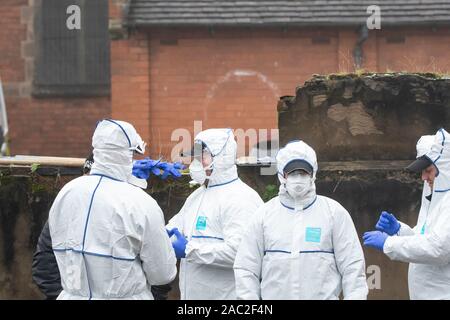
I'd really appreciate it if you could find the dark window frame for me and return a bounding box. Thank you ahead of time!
[32,0,111,98]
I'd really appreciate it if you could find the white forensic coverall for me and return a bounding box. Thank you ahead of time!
[167,129,263,300]
[49,119,177,299]
[234,140,368,300]
[384,129,450,299]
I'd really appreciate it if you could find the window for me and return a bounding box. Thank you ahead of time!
[33,0,110,97]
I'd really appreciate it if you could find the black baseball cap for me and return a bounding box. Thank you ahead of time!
[406,155,433,173]
[283,159,313,175]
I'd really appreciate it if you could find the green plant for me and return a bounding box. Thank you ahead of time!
[262,184,278,202]
[30,163,40,173]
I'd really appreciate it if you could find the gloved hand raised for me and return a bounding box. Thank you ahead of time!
[363,231,388,251]
[158,162,184,180]
[132,158,184,180]
[132,158,161,180]
[170,228,188,259]
[376,211,400,236]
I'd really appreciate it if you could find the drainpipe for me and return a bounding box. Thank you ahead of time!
[353,24,369,69]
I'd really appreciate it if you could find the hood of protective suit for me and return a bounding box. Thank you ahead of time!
[276,140,318,210]
[416,135,435,197]
[416,135,435,158]
[90,119,147,187]
[423,128,450,193]
[194,128,238,187]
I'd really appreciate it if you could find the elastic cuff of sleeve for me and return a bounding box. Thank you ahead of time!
[185,241,197,261]
[383,236,394,254]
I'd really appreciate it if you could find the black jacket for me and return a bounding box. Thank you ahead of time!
[32,220,172,300]
[32,221,62,299]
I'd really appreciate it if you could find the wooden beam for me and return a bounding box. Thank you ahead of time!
[0,156,85,167]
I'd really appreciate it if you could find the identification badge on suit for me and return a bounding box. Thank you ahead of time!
[196,216,207,230]
[305,227,322,243]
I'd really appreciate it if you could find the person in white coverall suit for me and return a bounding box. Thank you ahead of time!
[364,129,450,300]
[234,140,368,300]
[166,128,263,300]
[49,119,177,299]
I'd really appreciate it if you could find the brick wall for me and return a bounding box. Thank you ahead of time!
[0,0,110,158]
[3,0,450,159]
[109,0,151,149]
[144,27,340,159]
[376,27,450,72]
[122,25,450,160]
[110,31,150,146]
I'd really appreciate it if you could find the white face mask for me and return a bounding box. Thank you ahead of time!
[285,172,312,199]
[189,159,213,185]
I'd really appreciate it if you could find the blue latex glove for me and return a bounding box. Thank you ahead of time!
[133,158,184,180]
[171,228,188,259]
[376,211,400,235]
[132,158,161,180]
[363,231,388,251]
[167,228,176,238]
[158,162,184,180]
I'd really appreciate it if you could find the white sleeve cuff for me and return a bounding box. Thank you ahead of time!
[383,236,395,255]
[397,221,414,237]
[185,241,198,261]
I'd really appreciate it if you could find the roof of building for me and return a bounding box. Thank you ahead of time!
[127,0,450,27]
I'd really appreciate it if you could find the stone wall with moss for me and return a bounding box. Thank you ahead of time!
[278,73,450,160]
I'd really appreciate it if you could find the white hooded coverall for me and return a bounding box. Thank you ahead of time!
[167,129,263,300]
[49,119,177,299]
[384,129,450,299]
[234,140,368,300]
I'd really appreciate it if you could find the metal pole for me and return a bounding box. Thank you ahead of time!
[0,76,10,156]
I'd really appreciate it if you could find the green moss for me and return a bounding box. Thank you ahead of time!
[321,71,448,82]
[31,183,46,194]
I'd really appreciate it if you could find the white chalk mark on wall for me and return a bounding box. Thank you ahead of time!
[203,69,281,121]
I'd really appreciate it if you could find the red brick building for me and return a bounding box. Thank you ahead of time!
[2,0,450,159]
[0,0,111,158]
